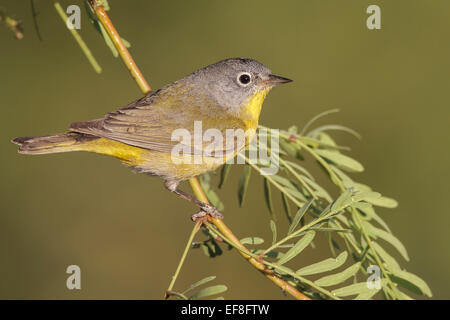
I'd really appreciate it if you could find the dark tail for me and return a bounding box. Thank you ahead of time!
[11,132,99,155]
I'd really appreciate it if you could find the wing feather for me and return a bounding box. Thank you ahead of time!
[69,89,245,157]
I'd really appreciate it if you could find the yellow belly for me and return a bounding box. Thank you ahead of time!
[80,138,147,166]
[80,138,232,180]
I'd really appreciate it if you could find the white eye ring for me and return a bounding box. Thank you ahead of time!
[237,72,252,86]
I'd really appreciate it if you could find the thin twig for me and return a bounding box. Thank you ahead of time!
[166,222,201,299]
[30,0,43,41]
[204,223,334,299]
[88,0,150,93]
[54,2,102,73]
[89,1,310,300]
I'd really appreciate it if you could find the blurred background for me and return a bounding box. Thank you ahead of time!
[1,0,448,299]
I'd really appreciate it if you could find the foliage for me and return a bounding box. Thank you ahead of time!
[168,276,227,300]
[196,110,431,300]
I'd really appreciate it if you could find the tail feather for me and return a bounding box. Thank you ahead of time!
[12,133,99,155]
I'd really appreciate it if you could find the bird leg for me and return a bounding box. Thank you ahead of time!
[164,180,224,220]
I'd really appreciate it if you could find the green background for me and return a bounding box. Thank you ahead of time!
[1,0,448,299]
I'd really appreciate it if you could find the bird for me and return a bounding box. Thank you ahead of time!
[11,58,292,220]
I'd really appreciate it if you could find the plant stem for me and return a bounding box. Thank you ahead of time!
[204,217,310,300]
[263,202,352,255]
[205,223,336,299]
[90,1,310,300]
[30,0,43,41]
[189,175,209,203]
[166,222,201,298]
[54,2,101,73]
[88,0,149,92]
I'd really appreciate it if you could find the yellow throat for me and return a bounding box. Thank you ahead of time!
[240,88,270,131]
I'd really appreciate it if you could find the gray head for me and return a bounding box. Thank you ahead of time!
[180,58,292,112]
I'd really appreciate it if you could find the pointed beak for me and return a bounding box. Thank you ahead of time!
[262,74,293,86]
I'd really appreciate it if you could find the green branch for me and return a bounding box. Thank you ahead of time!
[54,2,102,73]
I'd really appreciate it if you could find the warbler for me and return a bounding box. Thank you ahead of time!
[12,58,292,219]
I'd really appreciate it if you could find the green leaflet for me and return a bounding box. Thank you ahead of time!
[331,188,354,212]
[332,281,381,298]
[296,251,348,276]
[332,219,359,253]
[254,249,284,259]
[284,187,308,202]
[314,262,361,287]
[238,165,251,207]
[200,243,211,257]
[354,290,379,300]
[263,178,275,218]
[270,220,277,245]
[371,241,400,270]
[317,132,337,147]
[335,214,351,227]
[352,202,391,233]
[278,231,315,265]
[182,276,216,294]
[283,160,314,180]
[365,196,398,208]
[330,165,355,188]
[269,174,295,188]
[309,125,362,140]
[327,233,338,257]
[315,149,364,172]
[300,108,340,135]
[218,164,231,188]
[352,191,381,202]
[288,199,313,235]
[167,291,188,300]
[281,192,292,218]
[189,285,228,300]
[393,288,414,300]
[205,189,224,211]
[240,237,264,245]
[288,125,298,134]
[313,227,351,233]
[270,175,307,201]
[200,241,222,258]
[352,190,398,208]
[274,265,295,276]
[363,221,409,261]
[300,175,333,202]
[280,139,300,158]
[352,182,372,192]
[388,268,432,297]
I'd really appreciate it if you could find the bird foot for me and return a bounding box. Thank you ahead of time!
[199,204,224,219]
[191,206,224,222]
[191,211,208,223]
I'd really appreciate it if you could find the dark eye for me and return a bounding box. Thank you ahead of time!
[238,73,251,86]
